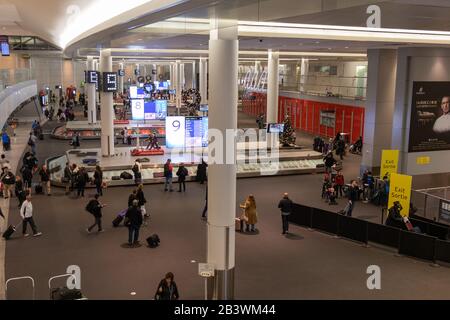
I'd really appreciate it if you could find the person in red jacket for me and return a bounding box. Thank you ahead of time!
[335,171,345,198]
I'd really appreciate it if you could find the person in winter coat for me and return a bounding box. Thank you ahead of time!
[128,189,137,208]
[93,165,104,196]
[86,194,106,233]
[38,165,51,196]
[125,199,143,247]
[2,169,16,199]
[154,272,179,301]
[240,195,258,232]
[196,159,208,184]
[176,163,188,192]
[334,171,345,198]
[76,167,90,197]
[278,193,293,235]
[323,152,337,174]
[136,184,148,217]
[163,159,174,192]
[15,176,26,208]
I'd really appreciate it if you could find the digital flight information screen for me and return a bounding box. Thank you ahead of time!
[185,117,208,148]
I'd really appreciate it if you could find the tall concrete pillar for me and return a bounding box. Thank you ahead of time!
[180,63,185,90]
[86,56,97,124]
[119,63,124,94]
[299,58,309,92]
[169,63,174,90]
[94,59,100,106]
[361,49,398,175]
[192,61,197,89]
[175,60,182,113]
[207,19,238,300]
[200,57,208,105]
[267,50,279,124]
[100,49,115,157]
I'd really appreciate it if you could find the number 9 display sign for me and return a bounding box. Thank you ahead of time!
[166,117,186,148]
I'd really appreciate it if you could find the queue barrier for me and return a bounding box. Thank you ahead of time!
[398,231,436,262]
[367,222,400,248]
[311,208,339,235]
[337,215,368,244]
[289,203,450,264]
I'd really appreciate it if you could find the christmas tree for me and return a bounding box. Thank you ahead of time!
[279,115,296,147]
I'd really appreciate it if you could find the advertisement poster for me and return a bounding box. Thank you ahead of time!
[388,173,413,217]
[409,82,450,152]
[380,150,399,179]
[439,200,450,223]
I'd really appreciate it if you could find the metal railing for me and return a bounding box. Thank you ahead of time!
[411,187,450,224]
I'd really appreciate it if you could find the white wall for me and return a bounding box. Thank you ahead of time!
[392,48,450,176]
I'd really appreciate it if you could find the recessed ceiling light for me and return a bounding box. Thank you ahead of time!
[345,46,349,49]
[315,41,320,44]
[328,48,332,50]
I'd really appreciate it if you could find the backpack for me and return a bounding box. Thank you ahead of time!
[132,164,139,173]
[146,234,160,248]
[85,200,97,214]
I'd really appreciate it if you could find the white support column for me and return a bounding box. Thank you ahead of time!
[207,20,238,300]
[119,63,124,94]
[86,56,97,124]
[169,63,174,90]
[192,61,197,89]
[100,49,115,157]
[180,63,185,90]
[299,58,309,93]
[94,59,100,106]
[175,60,182,113]
[200,57,208,105]
[267,50,279,123]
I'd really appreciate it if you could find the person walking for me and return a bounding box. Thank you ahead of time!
[20,194,43,237]
[323,152,337,174]
[38,165,51,196]
[125,199,143,247]
[76,167,89,197]
[154,272,179,300]
[240,195,258,232]
[164,159,174,192]
[2,169,16,199]
[0,154,9,174]
[343,180,359,217]
[176,163,188,192]
[278,193,293,235]
[21,164,33,195]
[196,159,208,184]
[86,194,105,233]
[94,165,104,196]
[15,176,26,208]
[2,131,11,151]
[28,132,37,155]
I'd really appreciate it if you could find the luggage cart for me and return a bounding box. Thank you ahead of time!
[48,274,87,300]
[5,276,35,300]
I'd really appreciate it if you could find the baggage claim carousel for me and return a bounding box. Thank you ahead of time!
[47,142,326,187]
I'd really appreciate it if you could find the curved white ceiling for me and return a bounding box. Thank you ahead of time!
[0,0,184,49]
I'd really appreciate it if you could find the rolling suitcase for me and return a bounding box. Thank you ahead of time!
[3,221,22,240]
[112,209,127,227]
[235,218,244,232]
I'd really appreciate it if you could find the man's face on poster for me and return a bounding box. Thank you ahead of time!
[441,96,450,115]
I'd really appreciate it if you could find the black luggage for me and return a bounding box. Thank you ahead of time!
[39,133,44,140]
[120,172,133,180]
[51,287,83,300]
[3,225,16,240]
[35,185,43,194]
[112,215,124,227]
[111,176,121,181]
[146,234,160,248]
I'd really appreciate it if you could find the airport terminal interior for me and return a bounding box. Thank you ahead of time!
[1,0,450,300]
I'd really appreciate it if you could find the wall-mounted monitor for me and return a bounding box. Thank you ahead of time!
[130,86,147,99]
[166,116,186,149]
[1,41,10,56]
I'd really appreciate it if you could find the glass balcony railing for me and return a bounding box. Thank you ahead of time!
[0,69,32,93]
